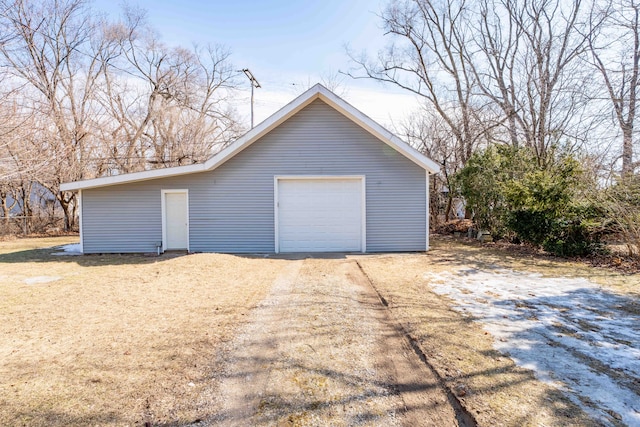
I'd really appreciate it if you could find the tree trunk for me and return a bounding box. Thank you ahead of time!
[1,192,14,224]
[622,126,634,178]
[20,185,32,235]
[445,194,453,221]
[57,193,75,231]
[430,176,440,228]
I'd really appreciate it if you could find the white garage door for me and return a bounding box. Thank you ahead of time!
[277,177,364,252]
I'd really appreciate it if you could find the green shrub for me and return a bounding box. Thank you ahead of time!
[541,221,598,256]
[507,210,550,246]
[456,145,604,256]
[455,145,531,239]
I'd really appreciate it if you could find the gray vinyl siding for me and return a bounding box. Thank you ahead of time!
[82,186,162,253]
[81,99,427,253]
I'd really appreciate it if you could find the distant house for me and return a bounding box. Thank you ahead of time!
[2,182,58,216]
[60,84,440,254]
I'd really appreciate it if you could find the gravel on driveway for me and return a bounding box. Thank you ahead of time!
[210,258,459,426]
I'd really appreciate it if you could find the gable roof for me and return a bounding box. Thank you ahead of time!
[60,84,440,191]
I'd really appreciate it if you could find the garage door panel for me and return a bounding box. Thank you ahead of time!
[277,178,363,252]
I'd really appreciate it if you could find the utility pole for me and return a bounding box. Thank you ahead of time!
[241,69,261,128]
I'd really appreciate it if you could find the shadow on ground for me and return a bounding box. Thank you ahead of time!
[416,247,640,426]
[0,246,366,267]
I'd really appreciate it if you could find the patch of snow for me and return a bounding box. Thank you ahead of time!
[24,276,61,285]
[51,243,82,256]
[427,267,640,426]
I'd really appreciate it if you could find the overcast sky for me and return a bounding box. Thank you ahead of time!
[91,0,421,129]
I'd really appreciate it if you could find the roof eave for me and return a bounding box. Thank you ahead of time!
[59,163,205,191]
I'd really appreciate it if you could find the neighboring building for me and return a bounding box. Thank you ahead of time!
[61,84,440,254]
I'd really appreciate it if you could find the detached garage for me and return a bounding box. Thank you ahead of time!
[60,84,440,254]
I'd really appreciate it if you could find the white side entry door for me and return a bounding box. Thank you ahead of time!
[162,190,189,251]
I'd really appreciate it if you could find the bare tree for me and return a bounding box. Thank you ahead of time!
[349,0,483,165]
[0,1,243,233]
[589,0,640,178]
[0,114,41,232]
[350,0,597,168]
[465,0,524,147]
[466,0,595,162]
[0,88,51,231]
[146,44,243,167]
[0,0,106,229]
[98,10,243,174]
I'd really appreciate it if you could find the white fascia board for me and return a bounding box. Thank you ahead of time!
[315,86,441,174]
[60,163,205,191]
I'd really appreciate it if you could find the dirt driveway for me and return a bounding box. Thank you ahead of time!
[209,258,460,426]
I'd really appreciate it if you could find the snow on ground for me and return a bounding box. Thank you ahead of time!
[51,243,82,256]
[427,267,640,426]
[24,276,61,284]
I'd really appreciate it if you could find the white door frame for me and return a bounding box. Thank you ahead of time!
[274,175,366,253]
[161,189,189,252]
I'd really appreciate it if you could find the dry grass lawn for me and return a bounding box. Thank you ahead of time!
[0,237,286,426]
[357,236,639,427]
[2,235,637,426]
[0,236,79,254]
